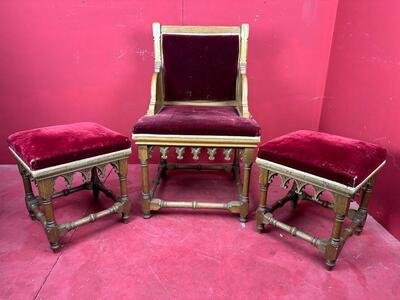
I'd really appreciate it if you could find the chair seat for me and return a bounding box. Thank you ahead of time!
[8,122,131,170]
[257,130,386,187]
[133,106,260,137]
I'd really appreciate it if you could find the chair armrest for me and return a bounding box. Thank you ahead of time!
[238,74,250,118]
[147,72,162,115]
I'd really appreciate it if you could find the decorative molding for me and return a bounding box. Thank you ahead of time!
[110,162,120,174]
[223,148,233,161]
[176,147,185,160]
[80,168,92,183]
[132,134,260,148]
[9,147,132,180]
[160,146,169,159]
[96,164,107,178]
[256,158,386,197]
[62,173,74,189]
[207,148,217,160]
[191,147,201,160]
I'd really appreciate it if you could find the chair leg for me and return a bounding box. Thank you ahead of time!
[118,158,131,223]
[354,176,375,235]
[239,148,254,223]
[37,178,60,252]
[325,194,350,270]
[17,163,37,220]
[256,168,269,232]
[139,145,151,219]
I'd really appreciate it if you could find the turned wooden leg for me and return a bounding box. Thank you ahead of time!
[139,145,151,219]
[256,168,269,232]
[355,176,375,235]
[118,158,131,223]
[17,163,37,220]
[239,148,254,223]
[325,194,350,270]
[37,178,60,252]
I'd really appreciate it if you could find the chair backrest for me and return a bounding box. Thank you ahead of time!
[153,23,249,107]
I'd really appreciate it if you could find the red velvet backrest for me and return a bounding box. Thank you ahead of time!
[162,34,239,101]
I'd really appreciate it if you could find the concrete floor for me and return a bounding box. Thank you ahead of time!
[0,164,399,299]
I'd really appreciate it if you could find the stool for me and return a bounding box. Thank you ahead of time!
[8,122,132,252]
[255,130,386,270]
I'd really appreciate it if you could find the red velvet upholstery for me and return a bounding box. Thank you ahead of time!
[8,122,131,170]
[162,34,239,101]
[133,106,260,137]
[258,130,386,187]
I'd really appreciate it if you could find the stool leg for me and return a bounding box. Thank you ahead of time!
[91,167,101,200]
[37,178,60,252]
[17,163,37,220]
[240,148,254,223]
[256,168,269,232]
[118,158,131,223]
[325,194,350,270]
[355,176,375,235]
[160,152,167,179]
[139,145,151,219]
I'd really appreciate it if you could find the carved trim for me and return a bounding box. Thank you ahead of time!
[207,148,217,160]
[256,158,386,197]
[160,146,169,159]
[132,134,260,148]
[61,173,74,189]
[9,147,132,180]
[176,147,185,160]
[223,148,233,161]
[191,147,201,160]
[80,168,91,183]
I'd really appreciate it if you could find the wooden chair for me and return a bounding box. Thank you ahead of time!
[132,23,260,222]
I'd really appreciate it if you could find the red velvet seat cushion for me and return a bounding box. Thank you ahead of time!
[133,106,260,137]
[258,130,386,187]
[8,122,131,170]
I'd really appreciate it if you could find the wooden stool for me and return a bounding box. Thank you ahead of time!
[255,130,386,270]
[8,122,132,252]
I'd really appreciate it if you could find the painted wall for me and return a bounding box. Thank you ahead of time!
[0,0,338,163]
[320,1,400,239]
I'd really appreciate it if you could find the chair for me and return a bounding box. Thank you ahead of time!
[132,23,260,222]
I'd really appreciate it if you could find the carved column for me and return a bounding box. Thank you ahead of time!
[139,145,151,218]
[256,168,269,232]
[118,158,131,223]
[37,178,60,252]
[17,163,37,220]
[240,148,254,222]
[325,194,350,270]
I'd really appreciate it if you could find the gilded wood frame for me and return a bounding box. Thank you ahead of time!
[11,148,132,252]
[255,157,385,270]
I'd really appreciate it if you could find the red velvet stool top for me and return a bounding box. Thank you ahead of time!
[8,122,131,170]
[133,105,260,137]
[257,130,386,187]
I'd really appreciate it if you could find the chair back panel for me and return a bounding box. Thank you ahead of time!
[162,34,239,101]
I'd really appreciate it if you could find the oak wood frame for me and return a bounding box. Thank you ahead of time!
[256,157,385,270]
[11,149,132,252]
[134,23,258,221]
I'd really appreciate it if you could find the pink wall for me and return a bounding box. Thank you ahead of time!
[320,1,400,239]
[0,0,338,163]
